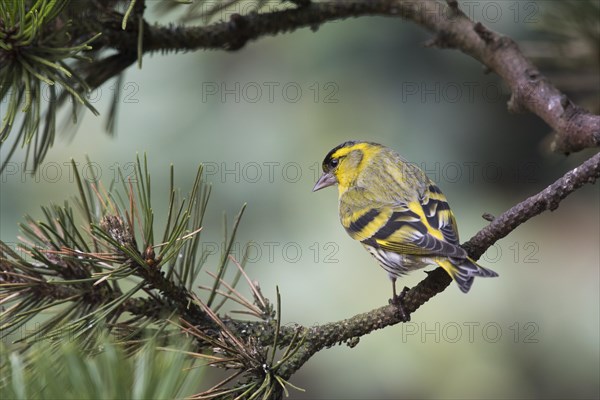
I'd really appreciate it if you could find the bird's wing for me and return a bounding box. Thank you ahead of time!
[420,183,461,246]
[342,183,466,259]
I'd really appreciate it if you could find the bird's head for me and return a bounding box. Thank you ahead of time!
[313,141,383,193]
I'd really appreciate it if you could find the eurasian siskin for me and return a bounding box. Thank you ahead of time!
[313,141,498,301]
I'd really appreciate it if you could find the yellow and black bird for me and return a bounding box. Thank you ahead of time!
[313,141,497,301]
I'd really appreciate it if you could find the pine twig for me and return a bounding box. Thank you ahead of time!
[270,151,600,380]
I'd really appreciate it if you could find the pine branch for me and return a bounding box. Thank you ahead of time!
[0,1,101,172]
[120,152,600,395]
[268,150,600,383]
[0,157,230,346]
[3,1,598,172]
[148,149,598,396]
[103,0,599,153]
[2,152,597,396]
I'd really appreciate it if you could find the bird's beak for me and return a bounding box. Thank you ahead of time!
[313,171,337,192]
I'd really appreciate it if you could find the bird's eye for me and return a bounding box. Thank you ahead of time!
[329,158,339,168]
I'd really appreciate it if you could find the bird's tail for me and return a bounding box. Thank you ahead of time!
[435,257,498,293]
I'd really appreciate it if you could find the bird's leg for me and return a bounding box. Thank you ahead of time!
[388,279,410,322]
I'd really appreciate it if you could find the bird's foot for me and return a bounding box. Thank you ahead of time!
[389,286,411,322]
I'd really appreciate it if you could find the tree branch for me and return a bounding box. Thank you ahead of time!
[274,151,600,380]
[90,0,599,153]
[2,149,597,396]
[5,1,596,173]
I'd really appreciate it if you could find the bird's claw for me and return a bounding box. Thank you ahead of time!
[389,286,411,322]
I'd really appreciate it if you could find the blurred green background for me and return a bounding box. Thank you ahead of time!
[1,1,598,399]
